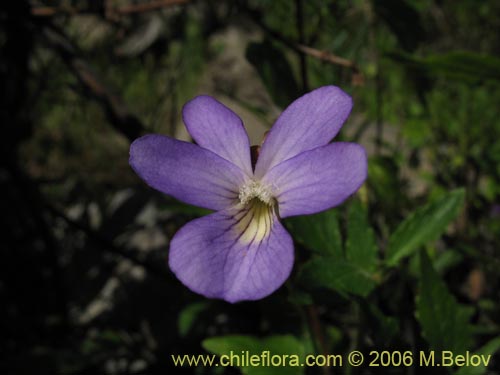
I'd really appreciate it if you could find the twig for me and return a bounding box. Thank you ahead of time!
[31,5,79,17]
[306,305,331,375]
[31,0,190,17]
[40,25,146,142]
[245,6,359,72]
[296,44,356,69]
[117,0,190,15]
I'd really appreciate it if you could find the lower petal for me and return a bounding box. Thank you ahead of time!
[168,208,294,303]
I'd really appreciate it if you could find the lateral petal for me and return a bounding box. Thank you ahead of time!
[262,142,367,218]
[129,134,246,211]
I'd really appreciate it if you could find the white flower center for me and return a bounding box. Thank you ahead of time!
[235,180,275,245]
[238,180,273,206]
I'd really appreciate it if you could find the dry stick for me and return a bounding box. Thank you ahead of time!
[41,26,146,142]
[31,0,190,17]
[117,0,190,14]
[306,305,332,375]
[247,8,359,72]
[31,5,78,17]
[296,44,356,69]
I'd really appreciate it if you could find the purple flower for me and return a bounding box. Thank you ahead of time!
[129,86,367,303]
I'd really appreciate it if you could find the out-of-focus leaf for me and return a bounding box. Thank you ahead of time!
[455,336,500,375]
[361,301,399,346]
[433,249,464,274]
[345,200,378,272]
[416,250,473,353]
[299,258,375,297]
[245,39,300,108]
[159,198,212,217]
[287,290,313,306]
[115,15,164,57]
[178,302,210,337]
[373,0,425,51]
[388,51,500,83]
[368,156,405,214]
[202,335,305,375]
[285,208,342,257]
[386,189,465,266]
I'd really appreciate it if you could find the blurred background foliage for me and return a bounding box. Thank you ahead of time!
[1,0,500,374]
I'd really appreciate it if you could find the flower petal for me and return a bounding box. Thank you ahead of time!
[130,134,247,210]
[168,208,294,303]
[262,142,367,218]
[254,86,353,178]
[183,95,253,175]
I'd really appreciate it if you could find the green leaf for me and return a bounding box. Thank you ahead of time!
[202,335,305,375]
[361,301,399,346]
[455,336,500,375]
[161,199,212,217]
[299,258,375,297]
[388,51,500,83]
[245,39,300,108]
[345,200,378,272]
[285,208,342,257]
[416,250,473,353]
[386,189,465,266]
[373,0,425,51]
[178,302,210,337]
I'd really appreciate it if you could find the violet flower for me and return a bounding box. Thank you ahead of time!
[129,86,367,303]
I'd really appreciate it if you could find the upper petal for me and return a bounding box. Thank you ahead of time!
[254,86,353,178]
[129,134,246,211]
[262,142,367,218]
[168,207,294,303]
[183,95,253,176]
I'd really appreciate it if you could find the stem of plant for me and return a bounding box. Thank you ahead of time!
[295,0,309,93]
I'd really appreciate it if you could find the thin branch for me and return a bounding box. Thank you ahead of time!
[40,25,146,142]
[245,6,360,73]
[306,305,331,375]
[296,43,356,69]
[31,5,79,17]
[117,0,190,15]
[31,0,190,17]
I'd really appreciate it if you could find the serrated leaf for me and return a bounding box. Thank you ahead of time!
[285,208,342,257]
[455,336,500,375]
[346,200,378,272]
[416,250,473,353]
[299,258,375,297]
[245,39,300,108]
[386,189,465,266]
[202,335,305,375]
